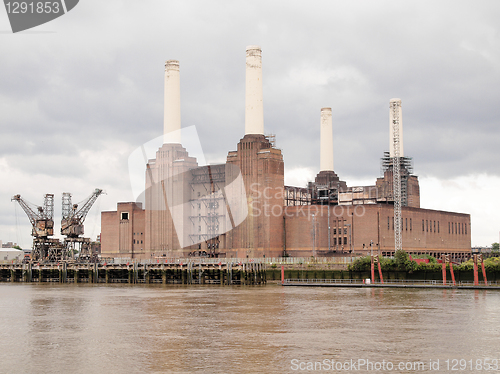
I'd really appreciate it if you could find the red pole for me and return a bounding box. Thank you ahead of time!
[473,263,478,286]
[377,262,384,284]
[442,263,447,285]
[449,263,456,286]
[281,265,284,285]
[481,262,488,286]
[371,263,375,283]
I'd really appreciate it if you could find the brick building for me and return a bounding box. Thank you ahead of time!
[100,46,471,260]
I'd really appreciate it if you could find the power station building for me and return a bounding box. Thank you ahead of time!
[101,46,471,261]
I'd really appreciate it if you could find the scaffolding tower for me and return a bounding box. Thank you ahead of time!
[189,165,226,256]
[380,151,413,206]
[391,101,403,252]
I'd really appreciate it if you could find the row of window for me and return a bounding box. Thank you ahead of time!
[332,228,348,235]
[387,217,416,232]
[133,239,143,244]
[421,219,440,233]
[449,221,467,235]
[332,237,348,245]
[386,216,468,235]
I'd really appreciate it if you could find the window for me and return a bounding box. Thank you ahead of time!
[438,221,440,233]
[410,218,412,231]
[344,228,347,235]
[449,222,451,234]
[333,228,336,235]
[406,218,408,231]
[455,222,457,234]
[392,217,394,230]
[333,238,337,245]
[133,239,136,244]
[388,217,390,230]
[344,237,347,245]
[465,224,467,235]
[422,220,425,232]
[434,221,436,233]
[121,212,129,220]
[426,220,428,232]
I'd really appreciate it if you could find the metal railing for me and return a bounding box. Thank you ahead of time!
[283,278,500,287]
[106,256,354,265]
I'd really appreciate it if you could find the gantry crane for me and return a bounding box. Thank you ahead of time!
[61,189,104,261]
[11,193,64,262]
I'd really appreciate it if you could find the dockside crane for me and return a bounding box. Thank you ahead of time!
[11,194,64,262]
[61,188,104,261]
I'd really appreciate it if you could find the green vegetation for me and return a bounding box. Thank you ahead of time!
[492,243,499,252]
[348,250,500,273]
[12,245,22,250]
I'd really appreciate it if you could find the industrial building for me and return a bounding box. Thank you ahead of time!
[101,46,471,261]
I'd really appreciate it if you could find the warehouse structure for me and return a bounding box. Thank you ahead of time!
[101,46,471,260]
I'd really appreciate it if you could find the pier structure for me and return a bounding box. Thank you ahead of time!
[0,261,266,285]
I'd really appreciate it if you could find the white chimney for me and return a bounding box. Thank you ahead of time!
[389,98,404,157]
[320,107,334,171]
[164,60,181,144]
[245,45,264,135]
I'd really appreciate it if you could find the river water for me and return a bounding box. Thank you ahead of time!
[1,284,499,373]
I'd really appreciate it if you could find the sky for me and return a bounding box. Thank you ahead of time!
[1,0,499,248]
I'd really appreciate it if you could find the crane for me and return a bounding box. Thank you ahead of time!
[61,188,104,238]
[61,188,104,261]
[11,193,63,262]
[12,193,54,238]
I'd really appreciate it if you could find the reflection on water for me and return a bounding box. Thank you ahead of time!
[0,284,499,373]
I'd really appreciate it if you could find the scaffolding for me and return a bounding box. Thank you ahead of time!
[391,100,402,252]
[189,165,226,256]
[284,186,312,206]
[380,151,414,207]
[265,133,277,148]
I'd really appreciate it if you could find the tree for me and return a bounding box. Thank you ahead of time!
[492,243,500,252]
[12,245,22,250]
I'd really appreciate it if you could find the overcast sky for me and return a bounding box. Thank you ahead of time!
[1,0,499,248]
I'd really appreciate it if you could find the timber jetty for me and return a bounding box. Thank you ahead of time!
[0,261,266,285]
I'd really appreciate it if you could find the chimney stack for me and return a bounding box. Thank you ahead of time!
[320,107,334,171]
[164,60,181,144]
[389,98,404,157]
[245,45,264,135]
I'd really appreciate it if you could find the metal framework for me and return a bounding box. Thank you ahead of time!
[391,101,403,252]
[189,165,226,256]
[61,189,104,261]
[12,190,103,263]
[380,151,414,206]
[11,193,64,262]
[284,186,312,206]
